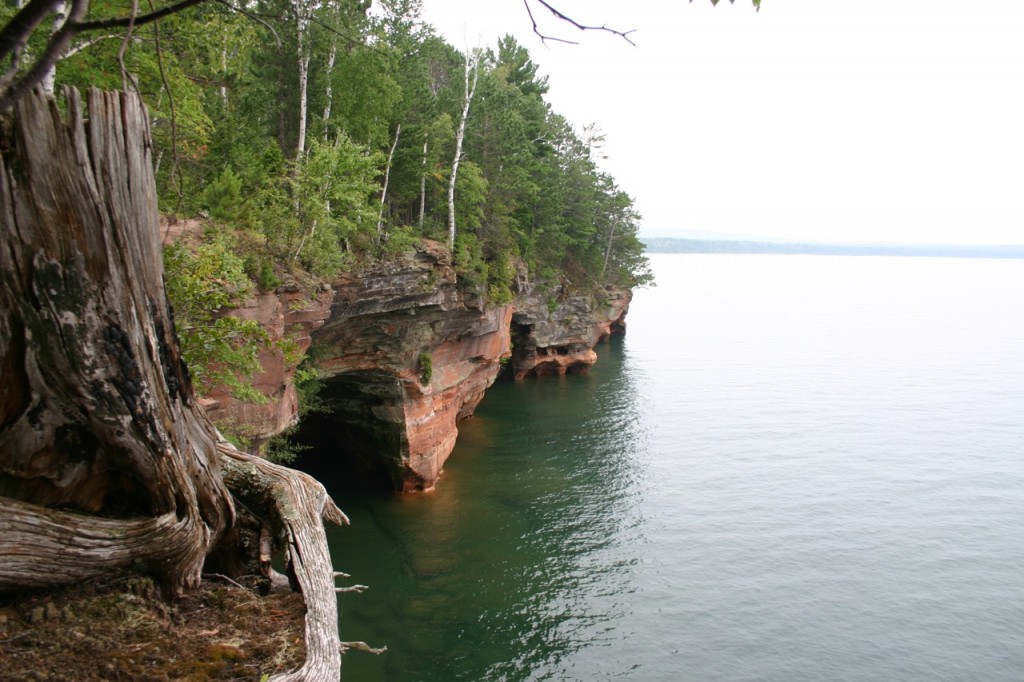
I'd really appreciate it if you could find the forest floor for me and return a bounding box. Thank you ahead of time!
[0,571,306,681]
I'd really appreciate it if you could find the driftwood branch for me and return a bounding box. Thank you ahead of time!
[341,640,388,655]
[0,498,206,591]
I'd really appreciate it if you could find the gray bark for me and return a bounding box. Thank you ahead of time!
[0,88,347,680]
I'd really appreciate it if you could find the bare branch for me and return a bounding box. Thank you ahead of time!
[74,0,208,31]
[340,641,388,655]
[204,572,248,590]
[528,0,637,47]
[62,33,122,59]
[0,0,87,110]
[215,0,281,49]
[0,0,61,64]
[117,0,140,92]
[335,584,369,593]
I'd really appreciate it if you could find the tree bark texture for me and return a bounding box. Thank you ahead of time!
[219,442,348,682]
[0,87,348,675]
[0,88,346,679]
[0,88,232,592]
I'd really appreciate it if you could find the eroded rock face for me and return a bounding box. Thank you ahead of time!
[202,284,334,447]
[203,237,631,493]
[509,285,631,381]
[307,240,512,492]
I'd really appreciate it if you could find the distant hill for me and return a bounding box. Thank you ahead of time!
[642,237,1024,259]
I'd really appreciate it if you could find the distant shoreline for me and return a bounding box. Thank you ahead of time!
[642,237,1024,259]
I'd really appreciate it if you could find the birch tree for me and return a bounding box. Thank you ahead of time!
[447,47,479,250]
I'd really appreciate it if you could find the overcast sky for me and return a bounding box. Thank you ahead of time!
[418,0,1024,245]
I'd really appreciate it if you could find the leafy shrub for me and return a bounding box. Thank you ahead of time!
[418,351,433,385]
[163,236,268,401]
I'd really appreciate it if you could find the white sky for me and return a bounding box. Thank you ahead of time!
[419,0,1024,245]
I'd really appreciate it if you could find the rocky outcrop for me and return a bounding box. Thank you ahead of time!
[303,241,511,492]
[198,238,631,493]
[508,285,631,381]
[202,284,334,447]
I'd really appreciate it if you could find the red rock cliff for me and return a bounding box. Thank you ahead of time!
[508,285,631,381]
[195,236,630,494]
[202,283,334,446]
[309,240,511,492]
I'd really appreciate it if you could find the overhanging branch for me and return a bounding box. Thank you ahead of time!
[527,0,637,46]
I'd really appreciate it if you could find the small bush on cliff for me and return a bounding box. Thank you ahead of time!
[486,251,516,306]
[202,167,251,227]
[418,352,433,385]
[163,236,269,401]
[381,225,421,257]
[244,255,282,292]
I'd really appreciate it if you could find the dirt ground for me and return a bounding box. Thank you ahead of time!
[0,572,306,681]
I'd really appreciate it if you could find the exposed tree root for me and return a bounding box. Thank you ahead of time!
[218,441,348,681]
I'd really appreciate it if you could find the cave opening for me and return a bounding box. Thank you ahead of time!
[287,370,406,496]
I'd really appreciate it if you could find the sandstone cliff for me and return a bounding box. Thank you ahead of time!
[204,239,630,493]
[508,286,631,381]
[201,283,334,447]
[306,240,512,492]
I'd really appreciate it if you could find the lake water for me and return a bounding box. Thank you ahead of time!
[319,254,1024,681]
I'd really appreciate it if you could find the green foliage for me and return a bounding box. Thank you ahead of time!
[452,231,487,292]
[203,168,250,226]
[486,251,516,306]
[417,351,433,385]
[40,0,655,320]
[257,260,282,292]
[163,236,269,401]
[381,225,422,257]
[264,136,384,277]
[261,430,307,465]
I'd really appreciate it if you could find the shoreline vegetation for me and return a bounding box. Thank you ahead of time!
[643,237,1024,259]
[0,0,656,675]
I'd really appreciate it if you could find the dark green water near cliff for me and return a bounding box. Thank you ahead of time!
[315,336,647,681]
[311,255,1024,681]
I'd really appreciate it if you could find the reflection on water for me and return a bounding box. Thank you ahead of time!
[317,255,1024,681]
[321,335,650,681]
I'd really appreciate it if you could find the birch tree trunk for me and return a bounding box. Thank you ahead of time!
[418,134,428,231]
[377,123,400,236]
[39,0,68,96]
[322,42,337,134]
[600,220,616,282]
[295,1,311,159]
[447,49,478,251]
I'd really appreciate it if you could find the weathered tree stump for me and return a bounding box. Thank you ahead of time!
[0,88,345,680]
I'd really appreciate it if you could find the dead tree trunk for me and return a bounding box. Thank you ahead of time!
[0,88,232,592]
[0,88,346,680]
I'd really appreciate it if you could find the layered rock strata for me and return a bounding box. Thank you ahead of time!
[508,286,631,381]
[204,239,631,493]
[307,241,512,492]
[203,284,334,446]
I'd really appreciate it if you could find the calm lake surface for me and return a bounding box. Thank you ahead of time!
[319,254,1024,681]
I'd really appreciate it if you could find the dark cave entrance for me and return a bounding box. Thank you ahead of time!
[288,370,407,496]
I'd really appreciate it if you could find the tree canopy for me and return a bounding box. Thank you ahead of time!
[0,0,668,299]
